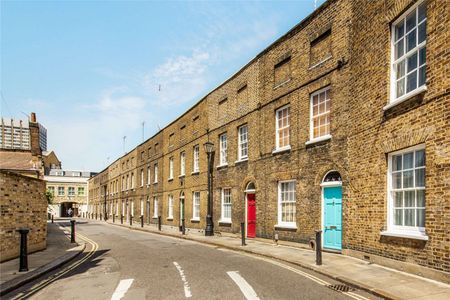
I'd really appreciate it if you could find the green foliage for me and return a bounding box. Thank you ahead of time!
[45,190,54,204]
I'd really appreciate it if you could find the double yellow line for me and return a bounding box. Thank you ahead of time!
[12,231,99,300]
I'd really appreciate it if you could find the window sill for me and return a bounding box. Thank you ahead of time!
[235,158,248,165]
[273,78,291,90]
[166,218,173,221]
[191,171,199,175]
[216,163,228,170]
[274,224,297,231]
[308,55,332,70]
[152,216,159,219]
[272,146,291,155]
[178,175,185,178]
[384,86,427,111]
[218,219,232,224]
[380,230,428,241]
[190,218,200,223]
[305,134,332,146]
[153,182,158,185]
[168,178,173,182]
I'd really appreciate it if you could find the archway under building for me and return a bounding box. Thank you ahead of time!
[60,202,78,217]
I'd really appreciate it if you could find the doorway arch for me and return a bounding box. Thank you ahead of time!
[321,170,342,251]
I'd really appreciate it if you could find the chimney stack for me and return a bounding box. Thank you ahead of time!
[30,112,36,123]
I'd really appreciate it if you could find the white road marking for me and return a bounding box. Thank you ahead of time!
[227,271,260,300]
[111,279,134,300]
[173,262,192,298]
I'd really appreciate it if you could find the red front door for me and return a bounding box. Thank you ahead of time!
[247,193,256,238]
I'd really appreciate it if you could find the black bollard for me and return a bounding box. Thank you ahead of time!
[241,222,246,246]
[51,215,54,224]
[113,214,115,223]
[130,215,133,226]
[121,214,123,224]
[181,219,185,235]
[70,220,76,243]
[17,228,29,272]
[140,215,144,228]
[158,216,161,231]
[315,230,322,265]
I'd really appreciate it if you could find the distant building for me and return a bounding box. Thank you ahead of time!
[42,150,62,175]
[0,112,47,151]
[45,169,97,217]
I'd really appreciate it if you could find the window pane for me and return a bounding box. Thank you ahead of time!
[417,190,425,207]
[395,40,404,60]
[396,60,405,79]
[394,192,403,207]
[406,71,417,92]
[415,168,425,187]
[392,155,402,171]
[396,78,405,97]
[419,66,426,87]
[403,170,414,188]
[418,21,426,44]
[393,172,402,189]
[418,2,426,22]
[406,11,416,32]
[416,209,425,227]
[394,209,403,225]
[416,149,426,167]
[406,30,416,52]
[404,190,415,207]
[407,53,417,73]
[404,152,413,169]
[404,209,415,226]
[395,22,404,41]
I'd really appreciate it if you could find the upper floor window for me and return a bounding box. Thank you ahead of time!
[193,145,200,173]
[68,186,75,196]
[126,175,130,190]
[130,173,135,189]
[310,87,331,141]
[387,145,426,237]
[58,186,65,196]
[169,157,174,180]
[221,188,232,222]
[275,105,290,150]
[391,1,426,102]
[180,152,186,176]
[147,166,151,185]
[47,186,55,195]
[78,187,85,196]
[140,169,144,187]
[238,125,248,161]
[219,133,227,165]
[169,133,174,147]
[274,55,291,87]
[154,164,158,183]
[310,29,332,67]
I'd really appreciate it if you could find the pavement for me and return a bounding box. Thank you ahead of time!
[0,220,85,296]
[97,217,450,300]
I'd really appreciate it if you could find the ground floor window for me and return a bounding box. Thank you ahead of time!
[168,195,174,219]
[153,197,158,218]
[388,145,426,234]
[277,180,296,227]
[221,188,232,222]
[192,191,200,220]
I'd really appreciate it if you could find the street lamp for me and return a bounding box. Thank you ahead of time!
[204,141,214,236]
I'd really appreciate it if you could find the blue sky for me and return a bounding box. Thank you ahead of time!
[1,0,325,172]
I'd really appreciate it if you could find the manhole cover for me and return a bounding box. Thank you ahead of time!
[327,284,354,292]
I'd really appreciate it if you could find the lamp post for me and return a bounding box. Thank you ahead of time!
[204,141,214,236]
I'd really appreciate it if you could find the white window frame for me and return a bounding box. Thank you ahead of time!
[276,180,297,228]
[153,197,158,218]
[140,199,144,216]
[169,157,174,180]
[275,105,290,151]
[154,164,158,183]
[382,144,428,240]
[388,0,427,108]
[131,201,134,217]
[68,186,75,196]
[58,186,65,196]
[77,187,85,196]
[147,166,151,185]
[193,145,199,173]
[168,195,174,219]
[220,188,232,223]
[140,169,144,187]
[180,151,186,176]
[192,191,200,220]
[219,133,228,166]
[308,87,331,143]
[48,186,55,195]
[237,125,248,161]
[131,173,134,189]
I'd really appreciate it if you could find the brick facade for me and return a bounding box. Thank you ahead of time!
[0,170,47,262]
[88,0,449,281]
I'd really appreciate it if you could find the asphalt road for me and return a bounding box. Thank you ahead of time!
[5,220,380,300]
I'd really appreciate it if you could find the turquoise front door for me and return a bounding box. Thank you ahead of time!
[323,186,342,250]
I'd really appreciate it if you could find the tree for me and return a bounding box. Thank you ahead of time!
[45,190,54,204]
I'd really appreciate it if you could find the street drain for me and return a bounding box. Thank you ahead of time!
[327,284,354,292]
